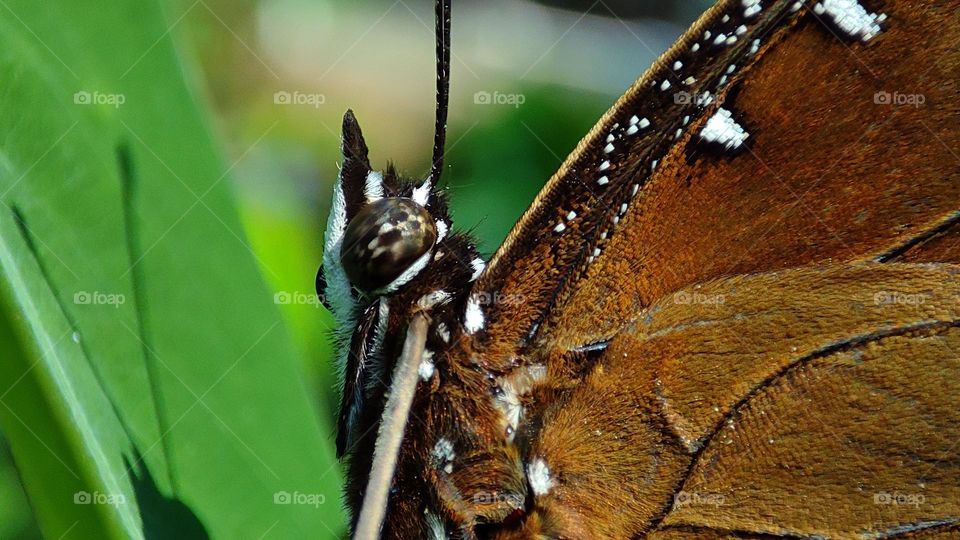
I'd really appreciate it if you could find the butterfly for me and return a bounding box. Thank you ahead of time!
[317,0,960,538]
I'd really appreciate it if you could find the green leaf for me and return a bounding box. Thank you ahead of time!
[0,1,345,538]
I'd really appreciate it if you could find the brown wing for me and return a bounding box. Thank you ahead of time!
[500,264,960,539]
[468,0,960,357]
[408,1,960,536]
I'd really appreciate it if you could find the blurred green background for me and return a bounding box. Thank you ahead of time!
[0,0,709,537]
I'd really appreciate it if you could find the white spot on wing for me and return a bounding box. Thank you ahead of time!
[813,0,885,41]
[527,458,555,496]
[743,0,762,18]
[464,295,485,334]
[700,107,750,150]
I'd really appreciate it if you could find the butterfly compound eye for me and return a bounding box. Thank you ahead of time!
[340,197,438,293]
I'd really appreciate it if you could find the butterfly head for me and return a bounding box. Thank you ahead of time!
[318,110,483,458]
[317,1,520,536]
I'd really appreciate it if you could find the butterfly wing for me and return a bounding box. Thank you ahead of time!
[508,263,960,538]
[455,0,960,537]
[387,0,960,536]
[470,0,960,355]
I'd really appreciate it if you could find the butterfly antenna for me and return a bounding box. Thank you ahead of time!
[352,313,429,540]
[429,0,451,185]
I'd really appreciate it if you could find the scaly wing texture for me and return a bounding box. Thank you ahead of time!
[513,264,960,539]
[466,0,960,359]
